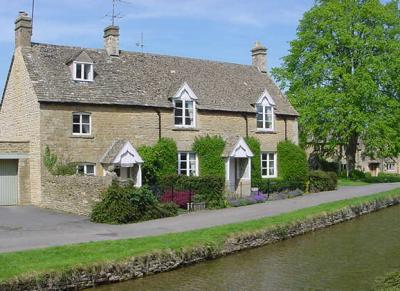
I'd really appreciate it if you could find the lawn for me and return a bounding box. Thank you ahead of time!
[338,178,369,187]
[0,188,399,284]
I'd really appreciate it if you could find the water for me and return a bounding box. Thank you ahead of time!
[98,205,400,291]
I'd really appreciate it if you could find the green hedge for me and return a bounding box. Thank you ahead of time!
[160,174,226,208]
[245,137,261,186]
[277,141,309,183]
[363,173,400,183]
[91,183,178,224]
[258,177,305,193]
[138,138,178,185]
[309,170,337,193]
[193,135,225,178]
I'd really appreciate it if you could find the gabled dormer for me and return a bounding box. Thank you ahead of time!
[172,82,198,128]
[68,51,94,82]
[256,89,276,132]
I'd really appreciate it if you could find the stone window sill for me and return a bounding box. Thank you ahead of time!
[255,130,277,134]
[70,135,95,139]
[172,127,200,132]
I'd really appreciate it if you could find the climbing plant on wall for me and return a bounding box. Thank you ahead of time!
[193,135,225,178]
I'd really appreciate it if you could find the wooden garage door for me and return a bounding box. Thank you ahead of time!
[0,160,18,205]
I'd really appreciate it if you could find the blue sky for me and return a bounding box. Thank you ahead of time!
[0,0,315,95]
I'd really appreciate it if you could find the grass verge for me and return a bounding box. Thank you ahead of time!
[374,270,400,290]
[0,188,399,284]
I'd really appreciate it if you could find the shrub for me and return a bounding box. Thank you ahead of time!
[91,183,178,224]
[138,138,178,185]
[308,153,339,173]
[349,169,365,180]
[258,177,305,193]
[91,183,136,224]
[363,173,400,183]
[245,137,261,186]
[43,145,77,176]
[160,174,226,209]
[193,135,225,178]
[277,141,309,184]
[308,170,337,193]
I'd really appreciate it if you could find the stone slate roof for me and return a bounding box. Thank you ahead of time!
[21,43,298,116]
[100,139,127,164]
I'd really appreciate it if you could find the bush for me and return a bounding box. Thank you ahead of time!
[91,183,136,224]
[138,138,178,185]
[309,170,337,193]
[91,183,178,224]
[363,173,400,183]
[43,145,76,176]
[193,135,225,178]
[245,137,262,187]
[258,177,305,193]
[277,141,309,184]
[160,174,226,209]
[349,169,366,180]
[308,153,339,173]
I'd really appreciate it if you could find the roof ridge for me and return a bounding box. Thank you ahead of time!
[31,42,257,69]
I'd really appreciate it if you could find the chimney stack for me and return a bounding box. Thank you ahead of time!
[15,11,32,48]
[104,25,120,56]
[251,41,267,73]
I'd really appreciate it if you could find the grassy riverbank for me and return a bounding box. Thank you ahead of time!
[374,270,400,290]
[1,188,399,285]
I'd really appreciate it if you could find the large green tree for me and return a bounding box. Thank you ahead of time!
[273,0,400,172]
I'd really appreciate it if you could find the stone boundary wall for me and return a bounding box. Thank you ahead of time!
[40,175,113,216]
[2,195,399,291]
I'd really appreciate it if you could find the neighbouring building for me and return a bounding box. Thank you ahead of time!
[0,12,299,213]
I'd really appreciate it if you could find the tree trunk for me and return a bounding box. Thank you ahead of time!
[345,132,358,176]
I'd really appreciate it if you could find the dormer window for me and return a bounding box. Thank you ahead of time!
[73,62,93,82]
[256,89,275,131]
[173,82,198,128]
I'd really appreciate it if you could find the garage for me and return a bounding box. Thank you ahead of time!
[0,159,18,205]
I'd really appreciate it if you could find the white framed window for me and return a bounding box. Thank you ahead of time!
[384,163,396,171]
[256,105,274,131]
[174,100,195,127]
[73,62,93,82]
[77,164,95,176]
[178,152,198,176]
[261,152,277,178]
[72,113,91,135]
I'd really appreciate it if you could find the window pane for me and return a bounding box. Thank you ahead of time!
[185,117,192,125]
[84,64,91,80]
[269,168,274,176]
[256,105,263,114]
[262,169,267,176]
[73,114,80,123]
[82,124,90,134]
[269,153,274,161]
[257,120,264,129]
[86,165,94,175]
[186,101,193,109]
[73,124,80,133]
[81,114,90,124]
[175,109,183,116]
[265,121,272,129]
[175,117,183,125]
[76,64,82,79]
[77,165,84,174]
[180,153,187,161]
[175,100,183,108]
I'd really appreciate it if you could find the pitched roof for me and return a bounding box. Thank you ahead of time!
[21,43,298,116]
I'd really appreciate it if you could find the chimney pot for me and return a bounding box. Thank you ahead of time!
[15,11,32,48]
[104,25,120,56]
[251,41,267,73]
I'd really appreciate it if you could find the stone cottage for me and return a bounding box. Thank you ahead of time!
[0,12,299,213]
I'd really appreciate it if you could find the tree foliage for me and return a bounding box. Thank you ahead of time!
[272,0,400,170]
[277,141,309,184]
